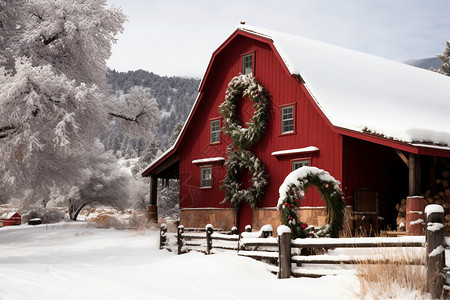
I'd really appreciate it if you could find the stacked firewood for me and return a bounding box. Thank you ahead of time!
[424,169,450,234]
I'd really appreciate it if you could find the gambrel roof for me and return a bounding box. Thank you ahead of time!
[143,26,450,177]
[239,25,450,147]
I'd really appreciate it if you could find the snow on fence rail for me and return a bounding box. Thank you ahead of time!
[159,204,447,298]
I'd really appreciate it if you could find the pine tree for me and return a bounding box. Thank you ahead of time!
[433,41,450,76]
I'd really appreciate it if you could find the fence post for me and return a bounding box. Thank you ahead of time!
[231,226,238,235]
[245,225,252,232]
[177,225,184,255]
[160,223,167,250]
[206,224,213,254]
[278,225,291,279]
[425,204,445,299]
[261,224,273,238]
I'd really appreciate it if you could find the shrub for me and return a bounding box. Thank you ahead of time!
[88,215,126,230]
[22,208,66,224]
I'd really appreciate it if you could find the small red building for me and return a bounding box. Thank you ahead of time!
[143,26,450,233]
[0,212,22,227]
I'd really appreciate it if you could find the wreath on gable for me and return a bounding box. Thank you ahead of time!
[277,166,345,239]
[220,149,268,209]
[219,74,270,150]
[219,74,270,210]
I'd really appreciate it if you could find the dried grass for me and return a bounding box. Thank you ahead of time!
[354,247,430,299]
[88,215,126,230]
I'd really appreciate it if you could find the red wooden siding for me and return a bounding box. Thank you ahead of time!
[178,34,343,210]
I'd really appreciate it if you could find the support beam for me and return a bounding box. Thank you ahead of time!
[150,176,157,206]
[395,149,409,166]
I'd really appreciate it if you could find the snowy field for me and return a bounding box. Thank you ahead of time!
[0,222,430,300]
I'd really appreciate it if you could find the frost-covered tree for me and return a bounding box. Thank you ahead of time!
[0,57,105,195]
[434,41,450,76]
[0,0,132,211]
[108,86,160,141]
[48,142,131,220]
[167,122,184,148]
[4,0,126,86]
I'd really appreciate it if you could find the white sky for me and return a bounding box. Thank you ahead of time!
[106,0,450,78]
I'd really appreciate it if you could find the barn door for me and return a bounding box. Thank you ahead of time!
[237,200,253,233]
[353,188,379,236]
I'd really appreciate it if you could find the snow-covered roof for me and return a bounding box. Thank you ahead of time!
[1,212,19,219]
[239,25,450,146]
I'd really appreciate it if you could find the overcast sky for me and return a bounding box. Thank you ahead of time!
[106,0,450,78]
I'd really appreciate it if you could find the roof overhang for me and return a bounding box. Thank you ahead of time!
[336,126,450,158]
[142,150,179,178]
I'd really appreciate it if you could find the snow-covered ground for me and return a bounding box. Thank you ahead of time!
[0,223,431,299]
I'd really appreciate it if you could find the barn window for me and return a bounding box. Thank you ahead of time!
[210,119,220,144]
[242,53,254,75]
[292,159,310,171]
[281,105,294,133]
[200,167,212,188]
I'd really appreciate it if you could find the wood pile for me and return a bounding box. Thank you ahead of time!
[424,168,450,235]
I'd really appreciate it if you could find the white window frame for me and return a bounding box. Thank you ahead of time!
[242,53,253,75]
[292,159,310,171]
[281,105,294,134]
[200,167,212,188]
[210,119,220,144]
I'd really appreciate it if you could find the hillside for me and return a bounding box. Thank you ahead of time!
[103,69,200,158]
[404,57,442,70]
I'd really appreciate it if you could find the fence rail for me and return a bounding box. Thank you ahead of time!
[159,205,447,298]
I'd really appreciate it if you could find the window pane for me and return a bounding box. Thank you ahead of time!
[292,160,309,171]
[210,120,220,143]
[242,54,253,75]
[281,105,294,133]
[201,168,212,187]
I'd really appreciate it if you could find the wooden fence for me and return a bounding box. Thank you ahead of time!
[159,206,448,298]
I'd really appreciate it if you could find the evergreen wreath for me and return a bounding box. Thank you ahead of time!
[219,74,270,150]
[277,166,345,239]
[219,74,270,210]
[220,149,268,209]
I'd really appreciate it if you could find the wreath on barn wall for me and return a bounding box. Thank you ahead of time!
[277,166,345,239]
[219,74,270,149]
[220,149,268,209]
[219,74,270,209]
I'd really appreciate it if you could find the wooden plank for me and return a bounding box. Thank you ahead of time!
[291,237,424,249]
[291,241,423,249]
[291,268,355,278]
[291,255,424,265]
[212,245,239,251]
[238,250,279,261]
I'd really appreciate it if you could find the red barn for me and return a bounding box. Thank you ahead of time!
[0,212,22,227]
[143,26,450,233]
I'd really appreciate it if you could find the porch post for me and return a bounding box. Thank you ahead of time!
[150,176,158,206]
[148,176,158,222]
[408,153,418,195]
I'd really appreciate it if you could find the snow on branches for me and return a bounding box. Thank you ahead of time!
[0,57,104,161]
[107,86,160,140]
[0,0,128,210]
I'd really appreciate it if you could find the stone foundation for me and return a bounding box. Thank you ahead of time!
[253,206,354,235]
[252,208,281,231]
[179,206,353,235]
[180,208,237,230]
